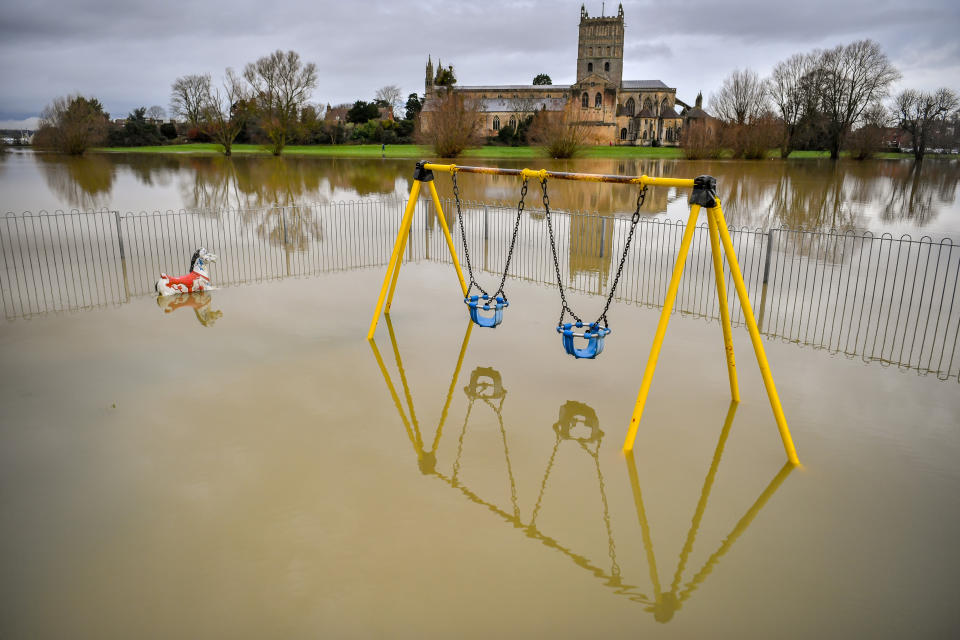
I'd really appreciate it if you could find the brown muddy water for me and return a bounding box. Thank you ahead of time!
[1,260,959,638]
[2,150,959,236]
[2,151,960,637]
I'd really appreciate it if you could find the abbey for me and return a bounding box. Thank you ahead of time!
[423,4,686,146]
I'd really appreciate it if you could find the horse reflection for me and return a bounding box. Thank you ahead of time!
[155,291,223,327]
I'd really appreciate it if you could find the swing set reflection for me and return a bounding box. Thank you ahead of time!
[369,319,794,622]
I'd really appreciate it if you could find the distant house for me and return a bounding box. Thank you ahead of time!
[324,104,351,123]
[679,92,719,135]
[324,103,395,124]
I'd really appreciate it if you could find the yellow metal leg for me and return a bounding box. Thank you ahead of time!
[622,204,701,453]
[367,180,422,339]
[427,180,469,297]
[710,202,799,466]
[385,188,421,314]
[707,210,740,403]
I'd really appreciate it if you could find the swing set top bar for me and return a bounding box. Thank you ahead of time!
[421,162,696,189]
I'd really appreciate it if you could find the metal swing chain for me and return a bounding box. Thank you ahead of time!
[541,178,647,328]
[540,178,582,326]
[596,185,647,327]
[453,172,528,302]
[452,171,487,298]
[491,178,528,301]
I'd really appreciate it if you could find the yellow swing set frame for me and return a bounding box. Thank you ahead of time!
[367,162,799,466]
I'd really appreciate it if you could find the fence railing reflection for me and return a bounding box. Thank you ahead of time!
[2,199,958,381]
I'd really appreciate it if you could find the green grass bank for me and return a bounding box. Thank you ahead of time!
[92,143,953,161]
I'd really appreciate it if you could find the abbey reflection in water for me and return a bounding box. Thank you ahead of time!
[369,316,794,623]
[26,153,960,234]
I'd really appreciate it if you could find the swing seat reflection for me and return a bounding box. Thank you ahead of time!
[369,317,795,623]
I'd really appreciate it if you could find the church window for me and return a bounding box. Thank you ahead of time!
[587,62,593,72]
[581,93,589,108]
[604,61,610,72]
[595,92,602,108]
[643,131,648,140]
[509,116,516,128]
[493,116,500,130]
[625,97,635,116]
[620,128,627,141]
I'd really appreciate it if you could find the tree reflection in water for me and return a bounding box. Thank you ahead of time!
[37,153,116,210]
[25,153,960,234]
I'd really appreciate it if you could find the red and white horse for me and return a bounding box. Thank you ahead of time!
[156,247,218,296]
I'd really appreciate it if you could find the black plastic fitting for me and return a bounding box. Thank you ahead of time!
[690,175,718,208]
[413,161,434,182]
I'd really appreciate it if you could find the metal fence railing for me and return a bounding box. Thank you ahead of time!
[3,199,958,382]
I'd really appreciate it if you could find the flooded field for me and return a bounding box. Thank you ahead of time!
[2,155,960,637]
[2,150,959,235]
[2,266,959,638]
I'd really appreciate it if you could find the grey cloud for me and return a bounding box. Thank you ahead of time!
[1,0,957,122]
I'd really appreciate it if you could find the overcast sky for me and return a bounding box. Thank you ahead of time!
[1,0,958,128]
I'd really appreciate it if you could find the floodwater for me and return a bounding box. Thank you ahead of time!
[2,261,959,637]
[2,149,959,236]
[2,151,960,637]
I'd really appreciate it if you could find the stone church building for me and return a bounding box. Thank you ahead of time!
[422,4,687,146]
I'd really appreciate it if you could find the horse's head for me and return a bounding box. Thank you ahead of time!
[190,247,218,272]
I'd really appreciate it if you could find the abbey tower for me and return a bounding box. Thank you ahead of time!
[576,3,624,86]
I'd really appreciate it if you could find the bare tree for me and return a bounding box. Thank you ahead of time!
[416,90,484,157]
[243,50,318,155]
[769,53,823,157]
[527,109,587,158]
[201,69,251,157]
[170,74,211,128]
[33,95,109,155]
[374,85,403,118]
[709,68,769,125]
[818,39,900,159]
[146,105,166,121]
[895,88,960,161]
[507,94,540,127]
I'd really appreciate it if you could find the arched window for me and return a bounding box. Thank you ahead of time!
[620,128,627,141]
[661,98,669,115]
[625,97,635,116]
[493,116,500,131]
[604,61,610,72]
[643,98,653,111]
[643,130,648,140]
[595,92,602,108]
[509,115,516,129]
[581,93,589,108]
[587,62,593,72]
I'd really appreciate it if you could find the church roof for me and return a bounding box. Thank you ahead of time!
[457,84,572,91]
[659,105,680,119]
[683,106,711,119]
[621,80,671,90]
[478,97,567,112]
[636,107,656,118]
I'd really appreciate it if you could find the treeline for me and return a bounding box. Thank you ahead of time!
[34,49,426,156]
[684,39,959,161]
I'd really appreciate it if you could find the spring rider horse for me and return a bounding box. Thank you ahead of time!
[156,248,218,296]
